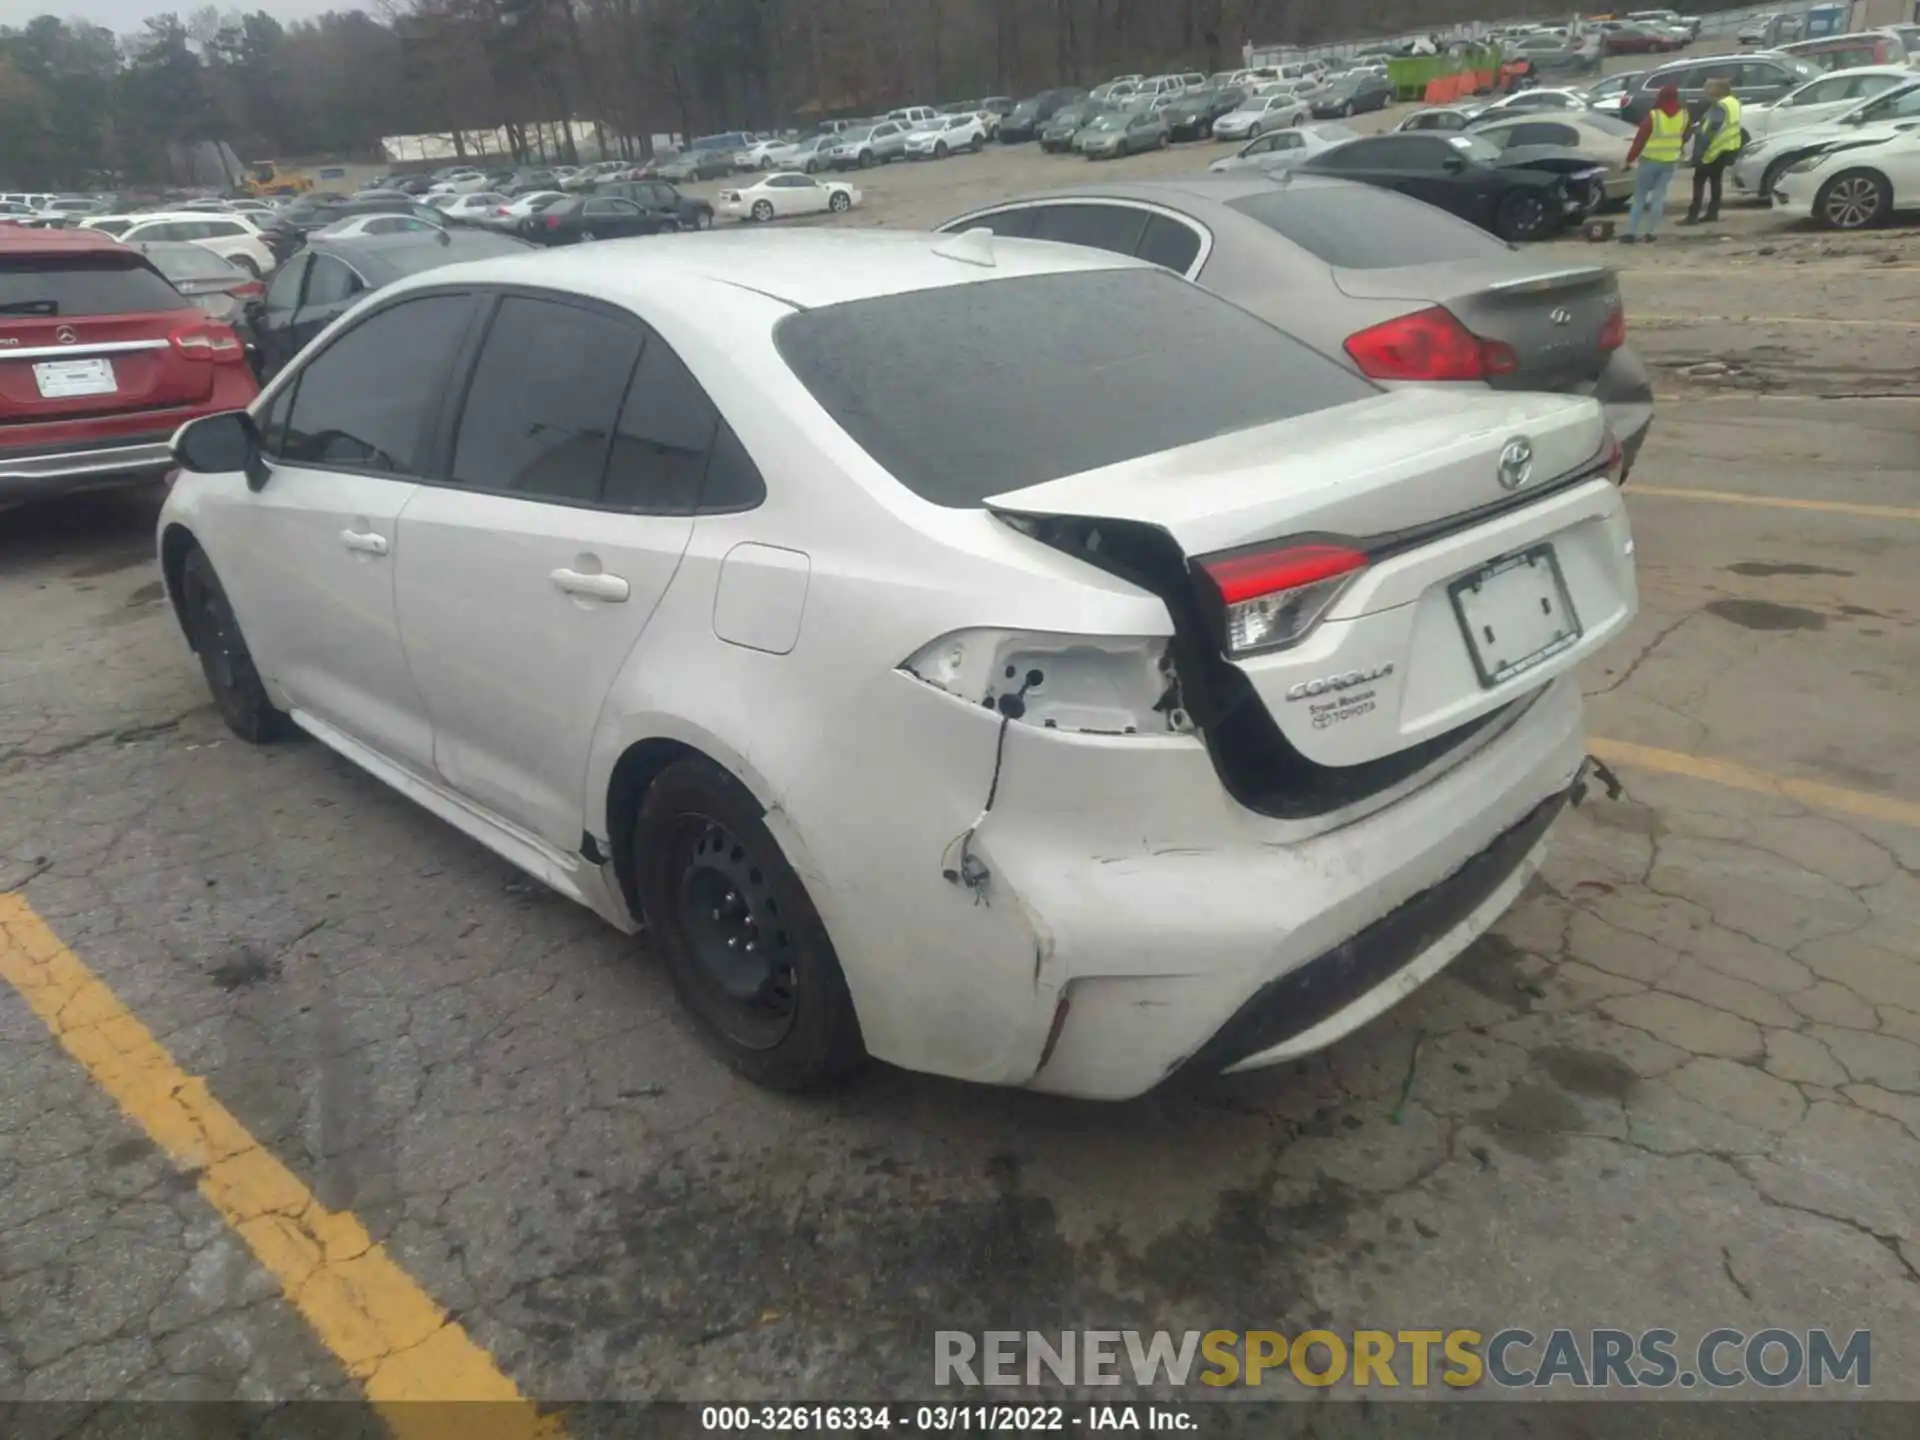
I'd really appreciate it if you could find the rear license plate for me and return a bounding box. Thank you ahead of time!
[1449,545,1583,688]
[33,357,116,399]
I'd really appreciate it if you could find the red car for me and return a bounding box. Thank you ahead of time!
[1605,23,1685,55]
[0,226,257,509]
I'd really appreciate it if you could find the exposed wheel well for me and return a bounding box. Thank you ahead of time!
[159,523,199,647]
[605,737,761,918]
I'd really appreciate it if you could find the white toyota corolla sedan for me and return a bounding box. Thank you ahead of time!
[157,230,1637,1100]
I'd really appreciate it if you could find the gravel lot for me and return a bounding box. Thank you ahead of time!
[3,52,1918,1419]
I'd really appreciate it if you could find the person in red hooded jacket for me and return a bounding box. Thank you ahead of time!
[1621,83,1688,242]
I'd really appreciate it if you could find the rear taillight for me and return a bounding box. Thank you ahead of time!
[544,214,561,229]
[1598,303,1626,352]
[1197,543,1368,657]
[1344,306,1513,382]
[170,321,246,364]
[232,281,265,301]
[1603,432,1625,485]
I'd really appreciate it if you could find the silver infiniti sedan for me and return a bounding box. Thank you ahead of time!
[939,174,1655,478]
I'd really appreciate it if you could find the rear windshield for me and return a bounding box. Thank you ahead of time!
[774,268,1372,507]
[374,233,532,275]
[139,244,240,281]
[1227,186,1506,269]
[0,256,192,316]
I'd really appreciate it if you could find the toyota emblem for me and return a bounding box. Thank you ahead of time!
[1497,437,1536,492]
[54,325,77,345]
[1549,307,1573,326]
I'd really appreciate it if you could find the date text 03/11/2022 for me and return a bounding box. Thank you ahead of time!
[698,1405,1195,1431]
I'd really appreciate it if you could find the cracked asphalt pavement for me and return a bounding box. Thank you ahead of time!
[1,156,1917,1418]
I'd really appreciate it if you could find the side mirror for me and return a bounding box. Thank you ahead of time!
[173,410,268,491]
[1443,154,1467,173]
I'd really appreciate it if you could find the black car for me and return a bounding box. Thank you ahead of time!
[1312,73,1397,119]
[999,87,1088,143]
[592,179,716,231]
[521,194,684,245]
[259,196,446,263]
[1303,132,1597,242]
[252,229,532,379]
[1162,86,1250,141]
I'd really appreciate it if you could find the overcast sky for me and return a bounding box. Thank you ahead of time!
[0,0,366,36]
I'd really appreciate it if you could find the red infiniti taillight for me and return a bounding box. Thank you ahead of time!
[1344,306,1513,382]
[170,321,246,364]
[1598,303,1626,352]
[1197,542,1368,657]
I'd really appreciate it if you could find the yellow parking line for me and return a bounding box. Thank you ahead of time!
[0,893,563,1437]
[1628,486,1920,521]
[1590,738,1920,830]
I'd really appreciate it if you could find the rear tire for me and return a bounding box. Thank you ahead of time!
[633,757,865,1091]
[1814,170,1889,230]
[828,190,851,212]
[180,547,288,745]
[751,199,774,221]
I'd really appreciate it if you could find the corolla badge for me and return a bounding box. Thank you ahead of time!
[1498,436,1536,491]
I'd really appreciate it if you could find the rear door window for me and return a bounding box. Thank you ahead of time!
[1030,203,1150,254]
[773,268,1372,507]
[303,256,364,307]
[448,295,642,502]
[0,255,191,317]
[1134,214,1203,274]
[278,294,474,473]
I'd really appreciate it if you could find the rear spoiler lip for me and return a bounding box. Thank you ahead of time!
[1481,264,1612,293]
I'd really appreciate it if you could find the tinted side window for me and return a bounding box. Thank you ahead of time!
[602,334,717,512]
[449,296,643,502]
[304,256,362,307]
[280,296,473,473]
[1510,122,1579,147]
[1135,215,1203,274]
[264,254,308,311]
[960,207,1037,238]
[1031,203,1150,255]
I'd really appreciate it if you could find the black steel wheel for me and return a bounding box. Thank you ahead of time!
[180,546,288,744]
[634,758,864,1089]
[1496,188,1554,242]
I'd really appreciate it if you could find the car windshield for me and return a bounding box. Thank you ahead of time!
[0,254,193,315]
[1087,115,1126,132]
[840,126,876,143]
[774,268,1372,507]
[1227,185,1508,269]
[1448,134,1504,163]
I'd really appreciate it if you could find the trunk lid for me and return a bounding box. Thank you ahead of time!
[987,386,1636,771]
[0,252,215,426]
[1335,259,1621,394]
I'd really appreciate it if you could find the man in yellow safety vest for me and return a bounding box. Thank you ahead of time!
[1621,82,1688,242]
[1680,78,1743,226]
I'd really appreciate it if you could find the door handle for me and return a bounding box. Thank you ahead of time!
[340,529,388,556]
[550,568,630,602]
